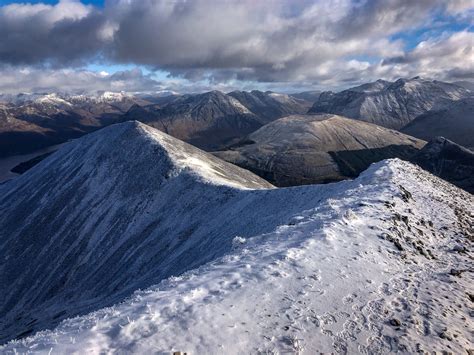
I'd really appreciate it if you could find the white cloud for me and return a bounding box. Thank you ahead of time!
[0,66,165,94]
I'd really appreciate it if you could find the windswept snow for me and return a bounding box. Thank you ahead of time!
[1,151,472,353]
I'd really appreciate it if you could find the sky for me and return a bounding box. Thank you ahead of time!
[0,0,472,94]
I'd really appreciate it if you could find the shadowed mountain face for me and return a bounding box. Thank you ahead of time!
[454,81,474,91]
[402,98,474,150]
[125,91,264,150]
[411,137,474,194]
[308,78,471,130]
[0,93,151,157]
[214,114,426,186]
[289,90,322,104]
[228,90,310,122]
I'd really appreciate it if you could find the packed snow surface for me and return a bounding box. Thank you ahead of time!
[1,130,472,354]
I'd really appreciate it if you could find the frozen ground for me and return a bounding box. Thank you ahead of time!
[2,155,472,353]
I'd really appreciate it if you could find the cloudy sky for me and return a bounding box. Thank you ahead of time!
[0,0,472,93]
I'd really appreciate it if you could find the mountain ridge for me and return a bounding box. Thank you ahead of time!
[1,158,472,353]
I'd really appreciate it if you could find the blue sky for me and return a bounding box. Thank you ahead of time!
[0,0,472,93]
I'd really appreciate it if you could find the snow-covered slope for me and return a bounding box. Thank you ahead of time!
[1,158,472,354]
[309,77,471,129]
[214,114,425,186]
[0,121,332,344]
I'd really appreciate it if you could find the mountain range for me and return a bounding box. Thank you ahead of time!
[0,92,149,157]
[0,90,312,157]
[1,78,472,194]
[0,78,471,161]
[308,77,472,130]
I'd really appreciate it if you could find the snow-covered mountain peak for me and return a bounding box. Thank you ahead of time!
[131,121,273,189]
[309,77,472,129]
[33,93,73,106]
[94,91,132,102]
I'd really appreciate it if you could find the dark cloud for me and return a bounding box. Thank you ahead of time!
[335,0,443,39]
[0,1,109,67]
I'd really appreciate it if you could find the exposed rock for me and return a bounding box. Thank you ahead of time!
[389,318,402,327]
[9,151,53,174]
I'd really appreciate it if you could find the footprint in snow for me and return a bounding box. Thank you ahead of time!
[343,293,356,304]
[319,313,337,326]
[332,335,348,354]
[378,283,392,296]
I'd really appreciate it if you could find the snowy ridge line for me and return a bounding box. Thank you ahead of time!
[134,122,274,190]
[1,159,472,354]
[0,92,135,106]
[0,120,309,344]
